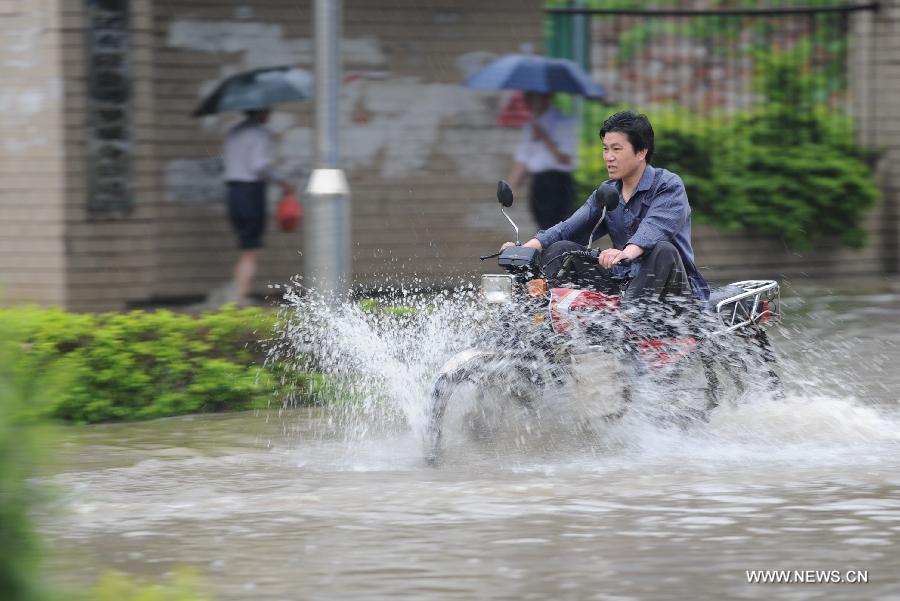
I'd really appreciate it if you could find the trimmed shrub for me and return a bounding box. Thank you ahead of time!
[0,306,286,424]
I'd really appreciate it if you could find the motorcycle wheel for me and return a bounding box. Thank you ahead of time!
[700,329,783,412]
[425,361,537,466]
[632,349,721,427]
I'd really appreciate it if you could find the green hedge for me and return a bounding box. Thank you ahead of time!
[0,306,288,424]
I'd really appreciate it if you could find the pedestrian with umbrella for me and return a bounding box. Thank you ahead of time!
[464,54,604,231]
[509,90,577,231]
[194,66,312,306]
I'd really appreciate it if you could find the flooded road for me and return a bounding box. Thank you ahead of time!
[41,278,900,600]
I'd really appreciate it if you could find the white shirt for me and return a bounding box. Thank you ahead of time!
[514,107,578,173]
[223,120,281,183]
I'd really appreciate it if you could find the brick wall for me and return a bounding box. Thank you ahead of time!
[0,0,67,306]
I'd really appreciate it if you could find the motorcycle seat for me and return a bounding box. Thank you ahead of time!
[707,285,751,311]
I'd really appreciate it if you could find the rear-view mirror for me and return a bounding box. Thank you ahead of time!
[497,180,514,208]
[598,185,619,211]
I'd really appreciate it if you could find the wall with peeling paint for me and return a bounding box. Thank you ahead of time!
[0,0,67,306]
[148,0,543,306]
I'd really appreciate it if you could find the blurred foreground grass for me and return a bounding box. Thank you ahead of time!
[1,316,224,599]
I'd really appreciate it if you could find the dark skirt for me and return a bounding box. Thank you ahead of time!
[226,181,267,249]
[530,170,575,231]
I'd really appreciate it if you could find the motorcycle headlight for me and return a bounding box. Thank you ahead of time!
[481,274,513,304]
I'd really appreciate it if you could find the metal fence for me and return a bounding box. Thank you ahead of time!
[545,2,879,196]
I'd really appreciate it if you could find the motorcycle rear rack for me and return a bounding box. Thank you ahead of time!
[712,279,781,334]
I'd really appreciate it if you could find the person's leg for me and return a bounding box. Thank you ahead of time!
[553,171,576,225]
[227,181,266,306]
[624,241,688,302]
[622,242,699,341]
[541,240,583,285]
[530,171,577,231]
[233,249,259,306]
[530,172,558,230]
[542,240,620,293]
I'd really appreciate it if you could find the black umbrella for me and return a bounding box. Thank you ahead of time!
[192,66,313,117]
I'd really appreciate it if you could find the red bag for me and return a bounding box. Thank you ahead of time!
[497,91,531,128]
[276,192,303,232]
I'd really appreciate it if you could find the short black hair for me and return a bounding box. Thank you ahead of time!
[599,111,654,163]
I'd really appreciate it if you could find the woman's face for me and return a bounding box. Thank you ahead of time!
[602,131,647,181]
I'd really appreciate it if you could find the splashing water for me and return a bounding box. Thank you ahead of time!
[266,278,900,468]
[269,281,490,441]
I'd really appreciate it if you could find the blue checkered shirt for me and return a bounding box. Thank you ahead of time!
[535,165,710,301]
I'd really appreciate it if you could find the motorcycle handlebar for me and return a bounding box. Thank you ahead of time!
[486,247,633,266]
[563,249,600,260]
[562,249,632,267]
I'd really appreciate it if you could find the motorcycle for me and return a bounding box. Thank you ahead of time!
[425,181,782,465]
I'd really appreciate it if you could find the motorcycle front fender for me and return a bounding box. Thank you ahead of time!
[436,349,497,381]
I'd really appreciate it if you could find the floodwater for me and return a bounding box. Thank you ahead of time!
[41,277,900,601]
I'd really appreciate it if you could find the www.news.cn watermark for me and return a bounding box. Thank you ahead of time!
[746,570,869,584]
